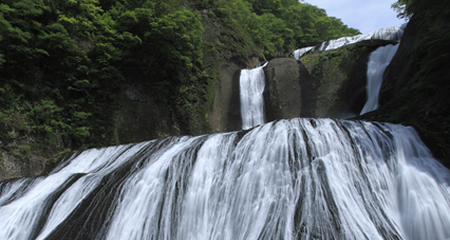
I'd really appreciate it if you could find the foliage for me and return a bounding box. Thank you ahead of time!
[194,0,360,57]
[391,0,415,20]
[0,0,362,159]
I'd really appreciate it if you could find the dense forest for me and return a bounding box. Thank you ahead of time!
[0,0,360,160]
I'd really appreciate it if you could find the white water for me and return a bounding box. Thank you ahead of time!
[293,23,407,59]
[292,46,314,60]
[240,63,267,130]
[0,118,449,240]
[360,44,400,115]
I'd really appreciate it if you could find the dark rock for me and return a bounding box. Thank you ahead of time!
[362,10,450,168]
[113,82,176,144]
[263,58,301,122]
[209,63,242,132]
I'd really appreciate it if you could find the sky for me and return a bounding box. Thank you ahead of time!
[304,0,407,34]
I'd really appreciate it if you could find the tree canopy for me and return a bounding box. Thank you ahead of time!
[0,0,361,156]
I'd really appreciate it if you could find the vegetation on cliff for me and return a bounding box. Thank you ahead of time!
[195,0,360,57]
[0,0,359,168]
[0,0,206,157]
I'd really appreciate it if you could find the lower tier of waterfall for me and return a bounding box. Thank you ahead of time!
[0,118,449,240]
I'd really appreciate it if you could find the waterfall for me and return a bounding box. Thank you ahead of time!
[360,44,399,115]
[240,63,267,130]
[292,23,407,59]
[1,118,449,240]
[290,24,406,116]
[292,46,314,60]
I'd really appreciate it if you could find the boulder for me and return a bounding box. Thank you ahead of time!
[263,58,301,122]
[209,63,242,132]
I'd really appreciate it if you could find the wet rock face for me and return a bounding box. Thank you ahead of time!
[112,39,395,141]
[261,40,395,121]
[365,12,450,167]
[299,40,396,119]
[379,19,418,107]
[209,63,242,133]
[263,58,301,122]
[0,150,46,182]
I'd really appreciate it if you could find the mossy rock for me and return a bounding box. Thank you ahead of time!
[299,40,397,118]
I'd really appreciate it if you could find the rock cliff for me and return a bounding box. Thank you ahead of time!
[362,10,450,167]
[259,40,396,122]
[2,1,449,181]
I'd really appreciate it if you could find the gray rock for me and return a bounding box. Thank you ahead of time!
[263,58,301,122]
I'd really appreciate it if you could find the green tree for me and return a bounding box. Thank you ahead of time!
[391,0,414,20]
[0,0,363,156]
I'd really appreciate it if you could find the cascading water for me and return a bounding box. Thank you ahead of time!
[1,118,449,240]
[240,63,268,130]
[292,23,407,59]
[292,46,314,60]
[360,44,400,115]
[291,24,405,116]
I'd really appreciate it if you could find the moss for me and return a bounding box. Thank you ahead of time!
[310,40,389,86]
[301,54,316,65]
[52,149,73,164]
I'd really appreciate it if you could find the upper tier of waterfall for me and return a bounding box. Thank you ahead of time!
[293,23,407,60]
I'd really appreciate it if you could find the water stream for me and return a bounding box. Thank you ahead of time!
[360,43,399,115]
[0,119,449,240]
[240,63,267,130]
